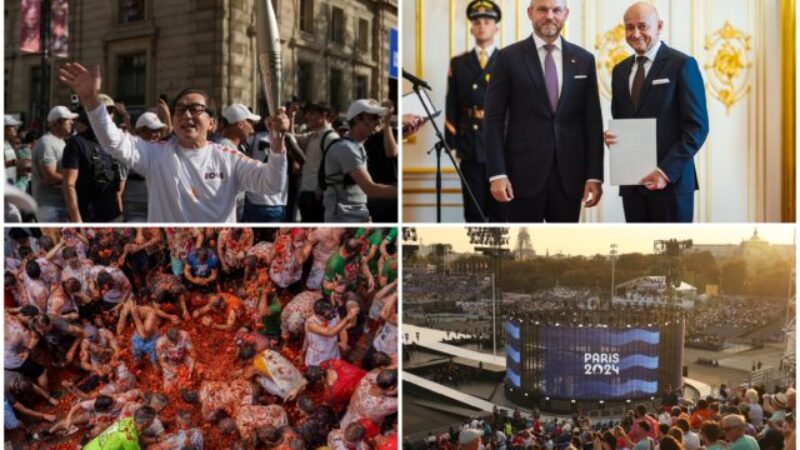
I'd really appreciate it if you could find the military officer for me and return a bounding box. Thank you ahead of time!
[445,0,504,222]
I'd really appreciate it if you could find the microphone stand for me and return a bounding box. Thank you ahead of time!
[406,76,487,223]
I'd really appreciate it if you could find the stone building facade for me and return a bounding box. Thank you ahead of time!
[4,0,398,125]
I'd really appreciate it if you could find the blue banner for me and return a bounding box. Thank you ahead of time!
[389,28,398,79]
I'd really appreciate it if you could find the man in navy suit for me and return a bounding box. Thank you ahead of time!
[484,0,604,222]
[604,2,709,223]
[446,0,504,222]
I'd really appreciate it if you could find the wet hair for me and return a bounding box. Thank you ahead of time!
[62,246,78,260]
[172,88,217,118]
[97,270,113,289]
[238,345,256,361]
[20,305,39,317]
[676,419,690,433]
[181,390,200,404]
[376,370,397,390]
[12,377,33,394]
[167,327,179,342]
[313,299,334,317]
[344,422,366,442]
[38,236,54,251]
[304,366,324,385]
[33,314,52,329]
[313,405,337,429]
[177,409,193,423]
[196,247,208,260]
[17,246,33,260]
[257,425,282,445]
[134,405,157,426]
[297,395,315,414]
[700,421,722,443]
[218,417,237,434]
[658,423,670,436]
[25,260,41,280]
[363,350,391,370]
[94,395,114,412]
[63,277,82,294]
[343,238,364,256]
[245,255,258,270]
[4,272,16,286]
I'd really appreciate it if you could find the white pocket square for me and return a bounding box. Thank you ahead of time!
[574,75,588,79]
[652,78,670,85]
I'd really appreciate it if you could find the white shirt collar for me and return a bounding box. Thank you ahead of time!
[474,43,498,58]
[635,40,662,62]
[531,32,563,52]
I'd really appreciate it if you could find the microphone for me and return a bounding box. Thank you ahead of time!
[402,70,432,90]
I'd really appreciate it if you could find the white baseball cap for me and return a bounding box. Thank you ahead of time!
[222,103,261,124]
[4,115,22,127]
[345,99,388,121]
[47,106,79,122]
[135,112,167,130]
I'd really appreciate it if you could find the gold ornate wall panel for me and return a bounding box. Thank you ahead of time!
[401,0,791,223]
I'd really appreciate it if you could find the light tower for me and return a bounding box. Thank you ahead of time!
[467,228,510,355]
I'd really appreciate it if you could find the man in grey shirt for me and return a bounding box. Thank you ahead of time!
[31,106,78,222]
[322,99,397,222]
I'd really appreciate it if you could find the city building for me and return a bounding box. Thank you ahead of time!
[4,0,398,126]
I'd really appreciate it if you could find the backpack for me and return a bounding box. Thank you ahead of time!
[317,132,358,191]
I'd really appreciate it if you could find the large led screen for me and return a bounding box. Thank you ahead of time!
[539,326,660,399]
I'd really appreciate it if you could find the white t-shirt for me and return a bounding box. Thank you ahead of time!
[245,131,288,206]
[87,105,287,222]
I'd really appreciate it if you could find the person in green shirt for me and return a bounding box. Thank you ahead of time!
[355,227,385,276]
[83,405,156,450]
[257,284,282,344]
[722,414,760,450]
[322,237,372,296]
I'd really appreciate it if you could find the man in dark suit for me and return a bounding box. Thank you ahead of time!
[604,2,709,223]
[445,0,503,222]
[484,0,604,222]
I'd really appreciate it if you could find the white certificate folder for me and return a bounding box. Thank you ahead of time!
[608,118,657,186]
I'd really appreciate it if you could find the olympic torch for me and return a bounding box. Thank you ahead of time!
[255,0,282,116]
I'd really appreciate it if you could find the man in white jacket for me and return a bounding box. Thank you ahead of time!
[58,62,288,223]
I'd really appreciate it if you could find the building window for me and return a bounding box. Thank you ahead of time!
[116,53,147,106]
[297,60,313,103]
[329,68,343,113]
[299,0,314,33]
[330,7,345,45]
[119,0,145,24]
[358,18,369,53]
[355,75,368,99]
[30,66,43,120]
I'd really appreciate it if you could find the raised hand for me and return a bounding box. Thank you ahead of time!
[58,63,102,109]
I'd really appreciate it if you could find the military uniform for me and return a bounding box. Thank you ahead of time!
[445,0,504,222]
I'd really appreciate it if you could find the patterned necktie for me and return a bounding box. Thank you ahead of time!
[478,49,487,69]
[631,55,648,109]
[543,44,559,113]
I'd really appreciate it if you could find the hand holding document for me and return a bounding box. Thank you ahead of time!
[606,118,657,186]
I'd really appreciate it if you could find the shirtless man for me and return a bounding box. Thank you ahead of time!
[147,268,191,320]
[155,327,197,390]
[50,389,141,438]
[130,303,162,374]
[79,325,120,377]
[306,227,345,290]
[192,292,242,331]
